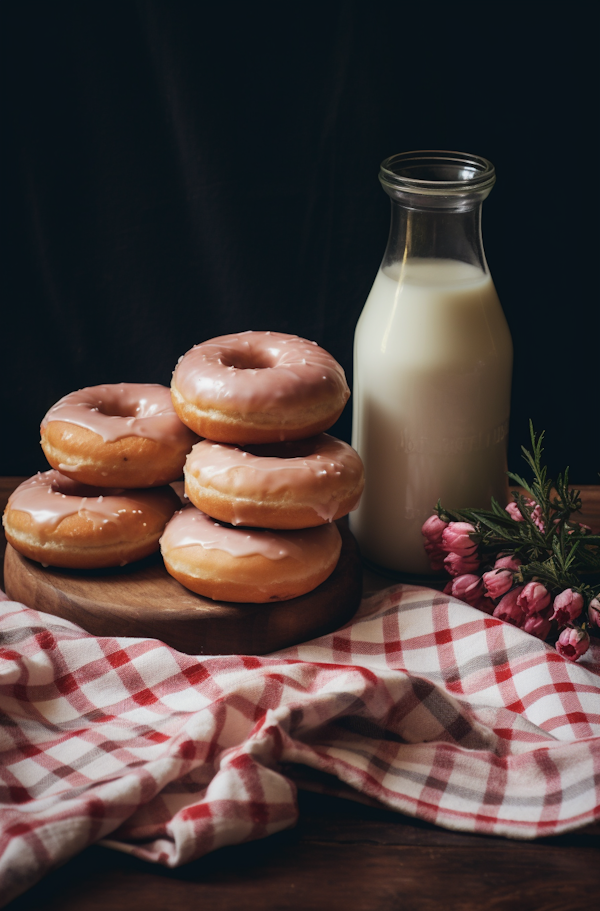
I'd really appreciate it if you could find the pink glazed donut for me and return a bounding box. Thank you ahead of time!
[184,434,364,529]
[171,331,350,444]
[3,470,180,568]
[41,383,198,488]
[160,505,342,602]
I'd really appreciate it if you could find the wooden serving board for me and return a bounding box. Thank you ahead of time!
[3,522,362,655]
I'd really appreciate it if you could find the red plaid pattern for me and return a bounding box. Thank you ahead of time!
[1,584,600,906]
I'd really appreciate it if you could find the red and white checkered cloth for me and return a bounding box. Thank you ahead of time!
[1,585,600,906]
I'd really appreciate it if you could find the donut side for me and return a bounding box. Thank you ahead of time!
[41,420,195,488]
[183,481,360,529]
[162,545,341,602]
[170,383,346,444]
[4,521,163,569]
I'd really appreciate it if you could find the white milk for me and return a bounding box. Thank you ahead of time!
[350,258,513,574]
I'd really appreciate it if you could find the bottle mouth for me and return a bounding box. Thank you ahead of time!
[379,150,495,198]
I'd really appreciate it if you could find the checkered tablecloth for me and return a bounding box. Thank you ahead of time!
[1,585,600,906]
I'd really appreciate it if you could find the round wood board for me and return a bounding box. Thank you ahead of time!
[3,523,362,655]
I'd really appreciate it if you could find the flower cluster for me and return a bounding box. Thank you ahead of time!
[422,425,600,661]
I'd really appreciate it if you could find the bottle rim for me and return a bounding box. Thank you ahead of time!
[379,150,496,197]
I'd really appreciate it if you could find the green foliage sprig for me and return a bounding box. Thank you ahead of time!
[434,422,600,633]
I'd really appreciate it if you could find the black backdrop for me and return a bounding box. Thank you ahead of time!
[3,2,598,481]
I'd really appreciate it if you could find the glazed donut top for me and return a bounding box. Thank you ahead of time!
[186,435,364,523]
[172,331,349,412]
[160,506,338,562]
[42,383,196,444]
[6,470,178,534]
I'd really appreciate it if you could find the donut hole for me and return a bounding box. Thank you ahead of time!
[220,347,279,371]
[92,388,164,420]
[95,400,136,418]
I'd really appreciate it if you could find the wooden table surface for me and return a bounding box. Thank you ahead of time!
[2,477,600,911]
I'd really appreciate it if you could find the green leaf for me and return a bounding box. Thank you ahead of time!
[434,421,598,611]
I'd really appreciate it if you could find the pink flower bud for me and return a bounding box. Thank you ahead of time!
[424,541,446,571]
[493,586,526,627]
[505,499,545,532]
[517,582,551,615]
[443,551,480,577]
[556,627,590,661]
[441,522,478,556]
[551,589,584,627]
[522,611,552,641]
[588,598,600,629]
[447,573,485,607]
[494,554,522,572]
[483,568,514,599]
[505,502,524,522]
[421,515,448,545]
[529,503,545,533]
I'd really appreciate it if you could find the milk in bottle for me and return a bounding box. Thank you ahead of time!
[350,152,513,576]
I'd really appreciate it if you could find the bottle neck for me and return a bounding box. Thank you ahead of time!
[382,200,488,274]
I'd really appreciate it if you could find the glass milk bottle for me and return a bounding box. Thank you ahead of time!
[350,151,513,578]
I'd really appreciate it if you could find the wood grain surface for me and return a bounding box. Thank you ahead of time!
[2,477,600,910]
[3,520,362,655]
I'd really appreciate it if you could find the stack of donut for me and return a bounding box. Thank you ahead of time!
[3,331,364,604]
[3,384,196,568]
[162,331,364,602]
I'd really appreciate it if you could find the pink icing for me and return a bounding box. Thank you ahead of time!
[6,471,177,535]
[185,434,364,524]
[172,331,349,413]
[42,383,197,445]
[160,506,339,562]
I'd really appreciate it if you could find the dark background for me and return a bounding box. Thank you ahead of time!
[2,2,598,482]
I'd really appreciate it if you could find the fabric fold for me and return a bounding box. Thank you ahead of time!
[1,585,599,906]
